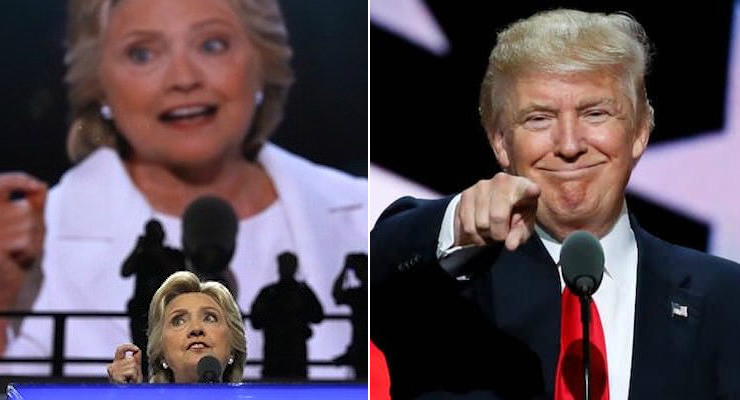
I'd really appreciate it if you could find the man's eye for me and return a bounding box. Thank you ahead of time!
[202,38,228,54]
[584,110,609,122]
[127,47,154,64]
[523,115,552,130]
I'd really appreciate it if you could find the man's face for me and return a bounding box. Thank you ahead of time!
[491,71,650,239]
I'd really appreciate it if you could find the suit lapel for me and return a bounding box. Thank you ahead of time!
[628,221,704,399]
[478,235,562,398]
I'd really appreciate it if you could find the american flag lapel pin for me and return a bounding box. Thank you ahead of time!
[671,301,688,318]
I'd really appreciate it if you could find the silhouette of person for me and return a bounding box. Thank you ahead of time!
[121,218,185,377]
[250,252,324,379]
[332,253,367,379]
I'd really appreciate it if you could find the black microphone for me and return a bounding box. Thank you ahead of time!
[560,230,605,296]
[558,230,605,400]
[197,355,222,383]
[182,196,238,286]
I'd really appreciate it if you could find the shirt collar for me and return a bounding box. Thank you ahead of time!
[534,202,635,282]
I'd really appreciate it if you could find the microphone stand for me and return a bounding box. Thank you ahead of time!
[580,295,592,400]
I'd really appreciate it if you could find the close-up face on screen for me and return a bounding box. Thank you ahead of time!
[0,0,368,398]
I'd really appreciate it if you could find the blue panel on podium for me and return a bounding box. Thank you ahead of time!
[6,383,368,399]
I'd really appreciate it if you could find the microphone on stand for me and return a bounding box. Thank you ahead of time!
[559,230,605,400]
[197,355,223,383]
[182,196,239,296]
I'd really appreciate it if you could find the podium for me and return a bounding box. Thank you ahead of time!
[6,382,368,399]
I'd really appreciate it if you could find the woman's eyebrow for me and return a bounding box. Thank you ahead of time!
[191,17,238,31]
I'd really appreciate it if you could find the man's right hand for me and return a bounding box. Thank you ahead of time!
[0,172,47,309]
[454,172,540,251]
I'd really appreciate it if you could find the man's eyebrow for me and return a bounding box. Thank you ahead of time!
[512,97,621,120]
[514,103,558,120]
[576,97,618,109]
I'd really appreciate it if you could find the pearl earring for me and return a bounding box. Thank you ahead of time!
[100,104,113,120]
[162,360,169,369]
[227,356,234,365]
[255,91,264,106]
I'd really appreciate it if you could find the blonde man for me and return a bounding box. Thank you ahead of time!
[372,9,740,400]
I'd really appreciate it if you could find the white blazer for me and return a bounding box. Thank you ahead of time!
[4,143,367,377]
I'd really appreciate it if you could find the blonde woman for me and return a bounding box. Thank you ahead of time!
[107,271,245,383]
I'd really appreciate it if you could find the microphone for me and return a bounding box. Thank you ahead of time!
[182,196,238,285]
[559,230,605,296]
[197,355,222,383]
[558,230,605,400]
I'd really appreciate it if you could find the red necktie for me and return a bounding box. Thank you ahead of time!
[369,341,391,400]
[555,287,609,400]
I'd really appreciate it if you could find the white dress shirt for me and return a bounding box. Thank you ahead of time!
[437,195,638,400]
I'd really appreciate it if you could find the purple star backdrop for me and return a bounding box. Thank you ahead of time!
[371,0,735,256]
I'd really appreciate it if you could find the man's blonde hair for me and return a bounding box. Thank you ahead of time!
[479,9,654,134]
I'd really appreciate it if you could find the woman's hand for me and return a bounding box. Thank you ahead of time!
[0,172,47,352]
[107,343,143,383]
[0,172,47,302]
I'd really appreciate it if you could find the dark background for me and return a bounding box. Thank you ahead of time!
[371,1,734,251]
[0,0,368,182]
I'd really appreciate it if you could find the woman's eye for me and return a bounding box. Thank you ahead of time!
[204,313,218,323]
[202,38,228,54]
[171,316,185,327]
[127,46,154,64]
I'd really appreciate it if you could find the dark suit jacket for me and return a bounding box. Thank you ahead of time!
[371,196,740,399]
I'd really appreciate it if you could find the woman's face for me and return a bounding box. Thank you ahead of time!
[99,0,261,169]
[161,292,232,383]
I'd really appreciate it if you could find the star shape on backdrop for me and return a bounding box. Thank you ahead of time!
[369,0,447,225]
[628,3,740,262]
[370,0,449,56]
[370,2,740,263]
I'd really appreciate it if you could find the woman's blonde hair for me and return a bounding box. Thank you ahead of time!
[147,271,246,383]
[64,0,294,163]
[479,9,654,134]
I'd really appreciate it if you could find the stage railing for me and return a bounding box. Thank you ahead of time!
[0,311,353,378]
